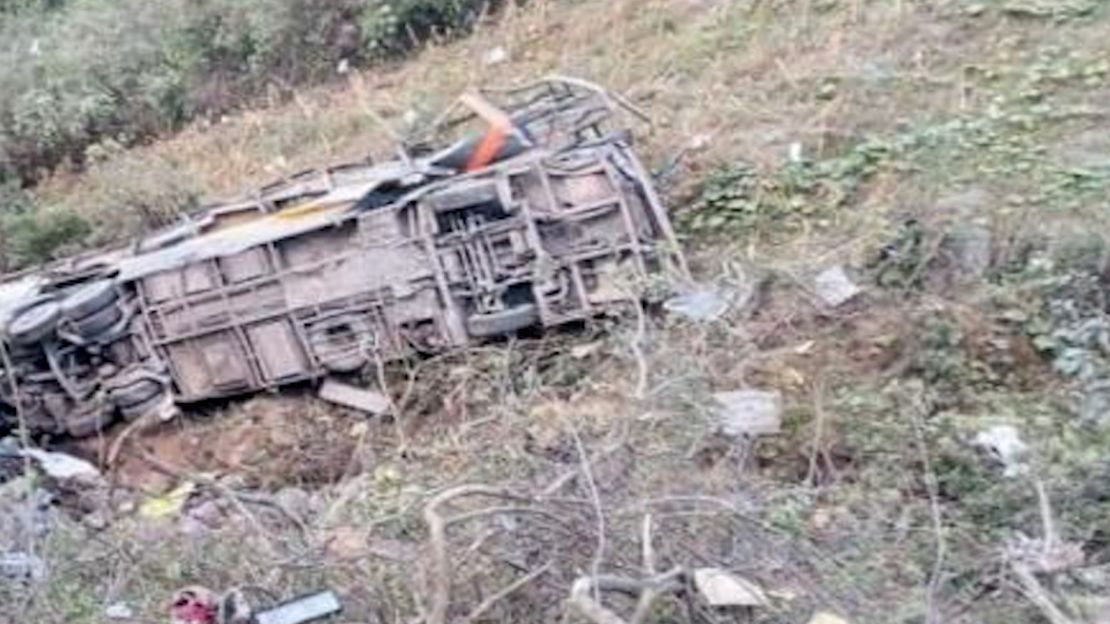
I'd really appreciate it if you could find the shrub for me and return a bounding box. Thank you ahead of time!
[1,207,91,267]
[0,0,498,187]
[360,0,487,56]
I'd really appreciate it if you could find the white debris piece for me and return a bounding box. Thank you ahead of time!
[255,590,342,624]
[484,46,508,66]
[807,612,851,624]
[712,390,783,437]
[319,379,391,415]
[693,568,768,607]
[814,265,861,307]
[0,552,45,581]
[104,602,134,620]
[973,425,1029,477]
[22,449,100,482]
[664,290,729,322]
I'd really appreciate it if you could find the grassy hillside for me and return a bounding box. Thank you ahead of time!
[5,1,1110,623]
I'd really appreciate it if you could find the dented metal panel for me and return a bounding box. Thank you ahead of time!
[0,77,686,437]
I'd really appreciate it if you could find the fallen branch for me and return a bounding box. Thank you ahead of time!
[570,425,607,601]
[421,484,532,624]
[1009,562,1077,624]
[459,561,553,624]
[569,569,685,624]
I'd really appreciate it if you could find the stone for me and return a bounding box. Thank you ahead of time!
[22,449,101,482]
[814,265,861,307]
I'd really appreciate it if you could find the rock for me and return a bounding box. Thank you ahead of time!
[185,499,225,527]
[0,551,45,581]
[0,436,19,457]
[712,390,783,437]
[275,487,313,519]
[105,602,134,619]
[808,612,851,624]
[693,568,768,607]
[664,290,729,322]
[814,265,861,307]
[22,449,101,483]
[973,425,1029,477]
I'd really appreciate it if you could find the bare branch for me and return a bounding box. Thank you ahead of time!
[421,484,530,624]
[459,561,553,624]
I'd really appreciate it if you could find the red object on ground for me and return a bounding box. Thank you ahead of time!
[170,586,219,624]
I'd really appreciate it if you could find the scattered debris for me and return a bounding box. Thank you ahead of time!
[814,265,861,307]
[788,141,804,163]
[807,612,851,624]
[571,340,604,359]
[711,390,783,437]
[0,477,55,549]
[664,289,729,322]
[0,551,45,581]
[1001,0,1096,18]
[22,449,101,483]
[692,568,769,607]
[973,425,1029,477]
[139,481,197,520]
[105,602,135,620]
[318,379,391,415]
[255,590,343,624]
[170,586,219,624]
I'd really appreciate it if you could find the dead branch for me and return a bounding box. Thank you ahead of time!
[908,399,946,624]
[569,569,686,624]
[570,577,630,624]
[459,561,553,624]
[568,425,607,601]
[421,484,533,624]
[630,514,658,624]
[1009,562,1078,624]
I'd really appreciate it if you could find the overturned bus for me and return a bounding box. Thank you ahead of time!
[0,78,685,438]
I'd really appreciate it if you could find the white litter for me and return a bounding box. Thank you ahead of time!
[664,290,729,322]
[105,602,134,619]
[973,425,1029,477]
[712,390,783,437]
[814,265,861,307]
[484,46,508,66]
[319,379,392,415]
[807,612,851,624]
[693,568,768,607]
